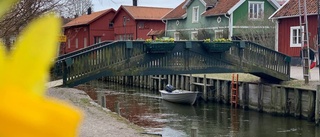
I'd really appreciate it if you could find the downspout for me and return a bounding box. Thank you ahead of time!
[224,13,232,39]
[274,19,279,51]
[88,25,90,45]
[136,21,138,40]
[162,19,167,36]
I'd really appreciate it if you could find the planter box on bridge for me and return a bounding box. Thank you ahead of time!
[201,42,232,52]
[145,42,175,53]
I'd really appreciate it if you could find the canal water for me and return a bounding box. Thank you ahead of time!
[80,81,319,137]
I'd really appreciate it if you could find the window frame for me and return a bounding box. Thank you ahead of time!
[290,26,304,47]
[191,31,198,40]
[214,30,224,39]
[84,37,87,48]
[67,39,70,49]
[94,36,101,44]
[248,1,264,20]
[75,38,78,49]
[192,6,199,23]
[174,32,180,41]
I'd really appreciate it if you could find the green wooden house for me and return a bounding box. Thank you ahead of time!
[162,0,280,48]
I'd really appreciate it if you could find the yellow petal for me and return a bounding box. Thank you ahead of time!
[5,13,61,96]
[0,42,5,86]
[0,89,82,137]
[0,0,18,17]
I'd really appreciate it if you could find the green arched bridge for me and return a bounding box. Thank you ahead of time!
[52,41,291,87]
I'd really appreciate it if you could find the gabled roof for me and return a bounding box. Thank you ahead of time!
[113,5,172,21]
[202,0,240,16]
[203,0,279,16]
[269,0,317,19]
[63,9,115,28]
[174,0,280,18]
[183,0,206,8]
[162,1,187,20]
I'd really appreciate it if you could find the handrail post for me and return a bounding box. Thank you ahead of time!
[239,41,245,68]
[316,85,320,125]
[62,60,67,86]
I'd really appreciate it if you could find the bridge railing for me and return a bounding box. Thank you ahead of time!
[57,40,113,61]
[51,41,146,85]
[51,40,291,86]
[229,40,291,80]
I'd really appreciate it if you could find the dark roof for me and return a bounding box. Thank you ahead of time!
[63,9,115,27]
[270,0,317,19]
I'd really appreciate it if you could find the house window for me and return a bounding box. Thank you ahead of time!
[174,32,180,41]
[68,39,70,49]
[192,6,199,23]
[109,22,114,29]
[75,38,78,49]
[138,22,145,29]
[290,26,304,47]
[94,36,101,44]
[84,38,87,48]
[191,31,198,40]
[249,1,264,20]
[215,30,223,39]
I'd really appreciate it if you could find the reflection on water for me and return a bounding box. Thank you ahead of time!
[80,82,320,137]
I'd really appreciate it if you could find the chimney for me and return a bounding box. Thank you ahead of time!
[87,7,92,15]
[133,0,137,6]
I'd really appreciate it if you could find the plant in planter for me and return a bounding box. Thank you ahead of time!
[144,37,175,53]
[202,38,232,52]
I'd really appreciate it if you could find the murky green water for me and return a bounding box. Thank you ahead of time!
[82,81,320,137]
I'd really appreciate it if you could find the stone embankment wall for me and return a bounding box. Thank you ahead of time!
[104,74,320,124]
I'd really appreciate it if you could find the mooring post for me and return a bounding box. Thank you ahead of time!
[190,74,193,91]
[203,74,207,101]
[191,127,198,137]
[158,75,162,90]
[316,85,320,125]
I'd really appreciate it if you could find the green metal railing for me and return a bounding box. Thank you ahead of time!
[51,40,291,87]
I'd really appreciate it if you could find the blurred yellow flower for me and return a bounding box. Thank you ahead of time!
[0,1,82,137]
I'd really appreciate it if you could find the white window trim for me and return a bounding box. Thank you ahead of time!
[67,39,70,49]
[290,26,304,47]
[248,1,264,20]
[75,38,78,49]
[84,37,87,48]
[192,6,199,23]
[191,31,198,40]
[174,32,180,41]
[214,30,223,39]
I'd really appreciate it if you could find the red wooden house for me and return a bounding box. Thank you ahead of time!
[111,5,172,40]
[62,9,116,54]
[269,0,318,65]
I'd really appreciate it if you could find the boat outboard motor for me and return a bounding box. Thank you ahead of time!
[165,84,175,92]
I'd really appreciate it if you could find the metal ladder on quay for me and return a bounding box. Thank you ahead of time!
[298,0,310,84]
[230,74,239,108]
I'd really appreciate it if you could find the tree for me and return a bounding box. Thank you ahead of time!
[58,0,93,18]
[0,0,93,50]
[233,9,276,49]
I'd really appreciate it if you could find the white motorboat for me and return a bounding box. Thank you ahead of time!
[159,90,198,105]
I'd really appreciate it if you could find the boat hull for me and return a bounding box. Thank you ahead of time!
[159,90,198,105]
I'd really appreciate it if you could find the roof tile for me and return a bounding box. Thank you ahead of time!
[271,0,317,18]
[123,6,172,20]
[162,1,187,20]
[202,0,240,16]
[63,9,114,27]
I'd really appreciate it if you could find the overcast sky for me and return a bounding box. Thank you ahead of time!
[92,0,185,11]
